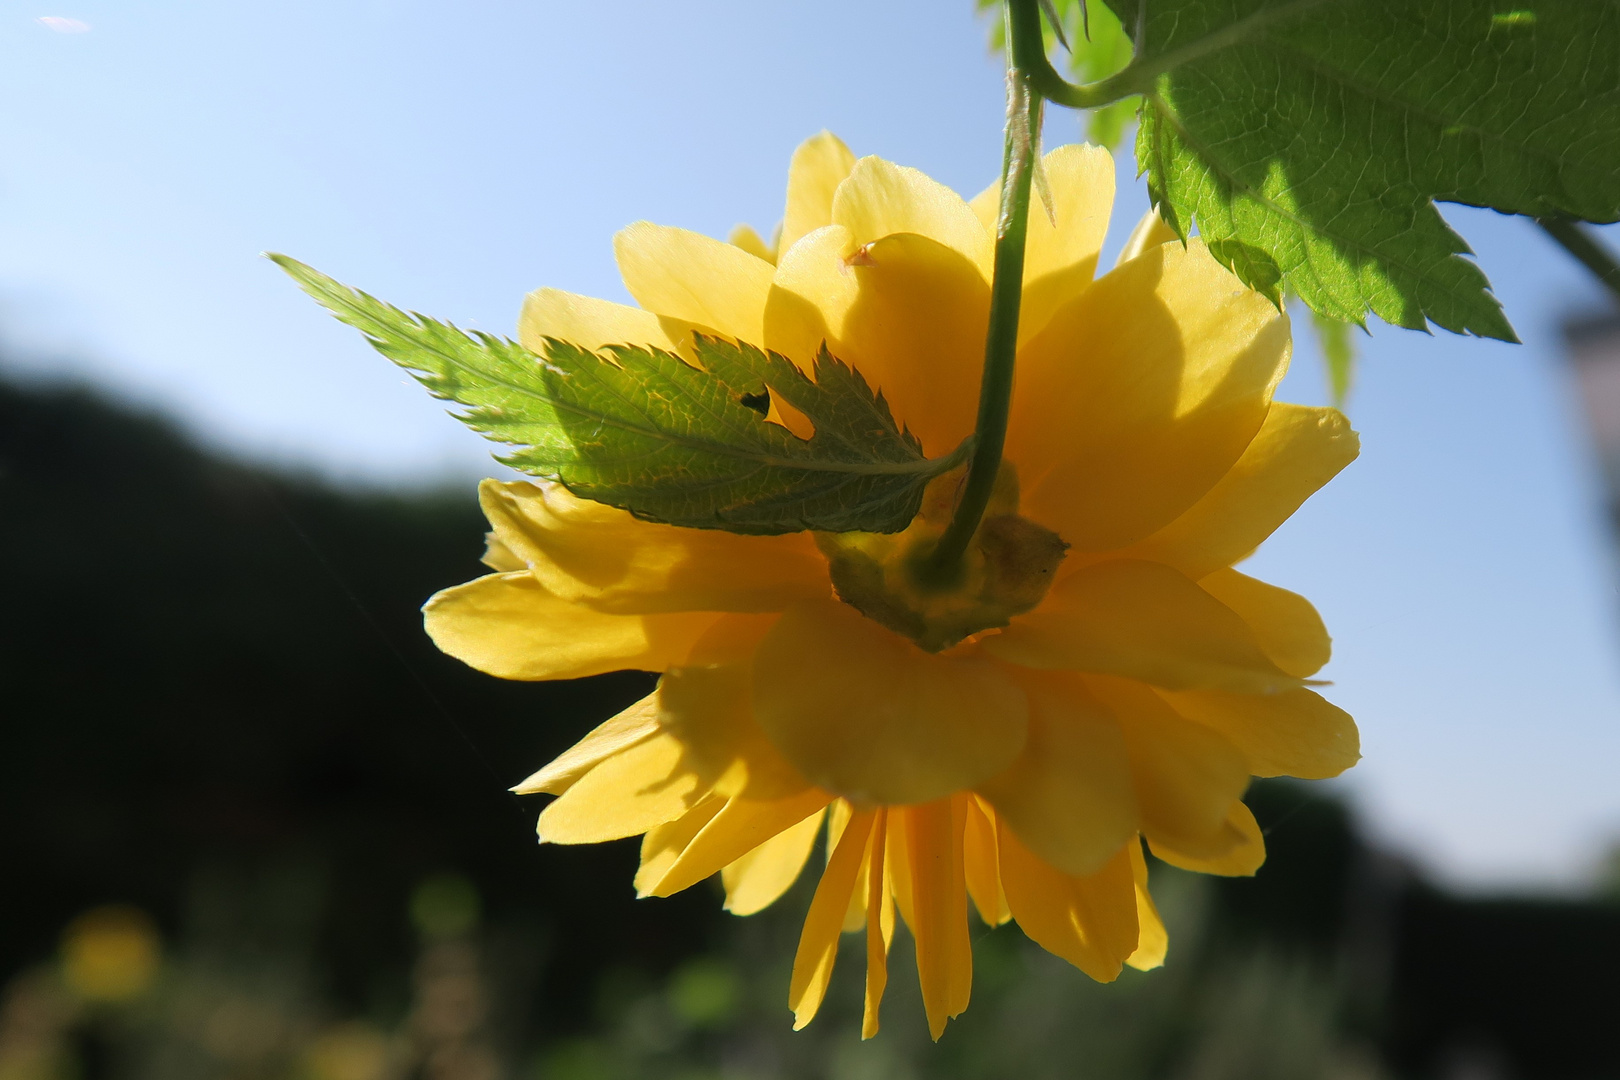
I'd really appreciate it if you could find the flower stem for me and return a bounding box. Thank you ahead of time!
[917,0,1045,585]
[1537,216,1620,304]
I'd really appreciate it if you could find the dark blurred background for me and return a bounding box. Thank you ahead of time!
[6,357,1620,1080]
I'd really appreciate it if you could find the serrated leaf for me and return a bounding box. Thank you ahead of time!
[1107,0,1620,341]
[272,255,970,535]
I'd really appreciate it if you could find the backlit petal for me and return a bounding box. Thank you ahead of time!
[1128,403,1359,579]
[897,800,972,1041]
[1149,801,1266,876]
[765,227,989,454]
[1088,676,1251,859]
[659,653,811,802]
[780,131,857,257]
[518,286,678,354]
[1114,206,1179,267]
[831,156,991,274]
[511,693,659,795]
[983,560,1301,693]
[975,670,1138,877]
[752,600,1028,805]
[480,480,828,615]
[1199,568,1330,678]
[644,787,833,898]
[728,223,776,264]
[862,808,894,1039]
[1125,840,1168,971]
[1008,239,1290,551]
[997,823,1138,982]
[615,222,775,343]
[790,808,875,1030]
[423,572,717,680]
[963,797,1010,927]
[536,732,706,843]
[722,808,827,916]
[1160,687,1360,779]
[637,795,724,895]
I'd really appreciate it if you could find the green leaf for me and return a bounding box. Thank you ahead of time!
[1309,307,1356,409]
[272,255,970,535]
[1105,0,1620,341]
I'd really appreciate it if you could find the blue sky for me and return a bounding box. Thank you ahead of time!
[6,0,1620,890]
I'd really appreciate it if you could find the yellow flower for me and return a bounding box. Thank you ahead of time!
[423,132,1360,1040]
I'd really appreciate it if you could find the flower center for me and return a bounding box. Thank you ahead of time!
[815,464,1067,652]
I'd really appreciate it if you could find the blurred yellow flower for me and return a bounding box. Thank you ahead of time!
[424,132,1360,1039]
[61,906,161,1003]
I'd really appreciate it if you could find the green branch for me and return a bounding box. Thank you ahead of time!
[1537,217,1620,305]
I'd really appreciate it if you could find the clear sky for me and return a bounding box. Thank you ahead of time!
[6,0,1620,891]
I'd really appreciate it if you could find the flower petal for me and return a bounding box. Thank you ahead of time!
[973,144,1116,344]
[983,560,1301,693]
[963,797,1010,927]
[1198,568,1330,678]
[896,800,972,1041]
[831,156,991,274]
[614,222,775,343]
[1008,239,1291,552]
[862,808,895,1039]
[511,693,660,795]
[1125,840,1168,971]
[536,731,706,844]
[1128,403,1359,579]
[728,223,776,264]
[1088,675,1252,859]
[659,656,811,801]
[975,670,1138,877]
[765,226,989,454]
[480,480,828,615]
[780,131,857,257]
[722,807,827,916]
[423,572,718,680]
[790,807,875,1030]
[518,286,679,354]
[997,821,1138,982]
[752,599,1028,805]
[1159,687,1360,779]
[1114,206,1179,268]
[644,787,833,898]
[1148,800,1266,876]
[637,794,724,895]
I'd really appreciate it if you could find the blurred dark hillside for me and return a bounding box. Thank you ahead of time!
[5,376,1620,1080]
[0,377,722,1035]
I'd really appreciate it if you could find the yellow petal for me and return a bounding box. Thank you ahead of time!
[517,286,679,354]
[764,225,989,454]
[974,144,1116,343]
[1124,839,1168,970]
[1128,403,1359,579]
[1008,239,1290,552]
[1159,687,1359,779]
[790,808,876,1030]
[637,794,724,896]
[722,807,826,916]
[645,787,833,898]
[1114,206,1180,267]
[963,797,1010,927]
[659,653,811,802]
[997,823,1138,982]
[1149,800,1266,876]
[614,221,775,343]
[984,560,1301,693]
[831,156,991,273]
[511,692,660,795]
[1088,675,1252,859]
[975,670,1138,877]
[536,731,706,844]
[479,480,827,615]
[728,223,776,264]
[1198,568,1330,678]
[897,800,972,1041]
[862,807,894,1039]
[423,572,718,680]
[752,599,1028,804]
[780,131,857,258]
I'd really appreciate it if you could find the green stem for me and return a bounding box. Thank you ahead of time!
[917,0,1044,585]
[1537,216,1620,304]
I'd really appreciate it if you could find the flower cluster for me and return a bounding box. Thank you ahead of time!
[424,133,1359,1039]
